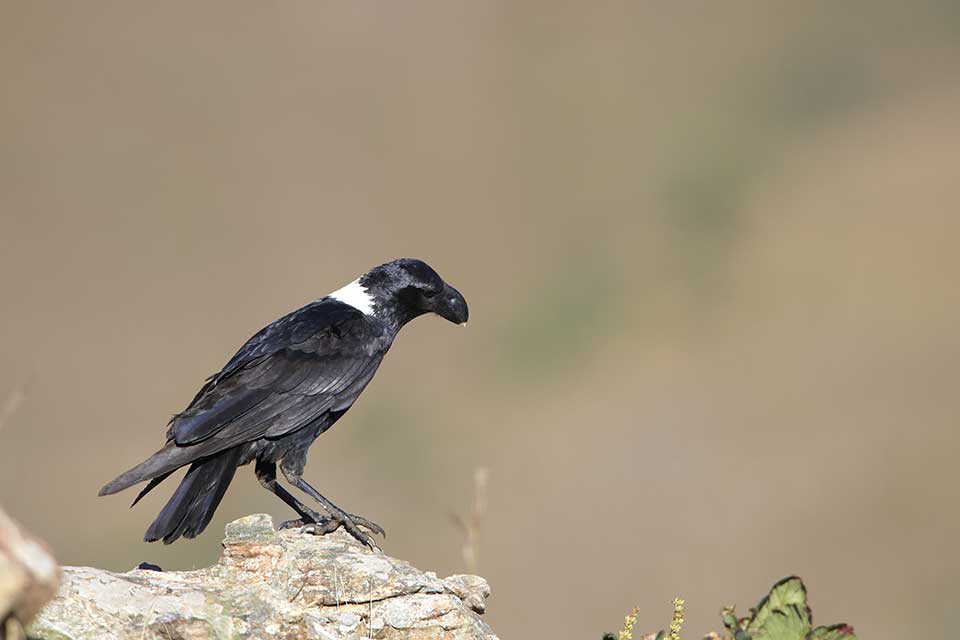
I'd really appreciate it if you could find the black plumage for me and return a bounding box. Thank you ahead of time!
[99,258,468,547]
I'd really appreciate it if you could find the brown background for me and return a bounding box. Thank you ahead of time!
[2,2,959,638]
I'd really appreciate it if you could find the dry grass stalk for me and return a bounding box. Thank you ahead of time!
[451,467,488,574]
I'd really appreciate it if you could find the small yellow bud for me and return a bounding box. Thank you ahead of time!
[669,597,685,640]
[618,606,639,640]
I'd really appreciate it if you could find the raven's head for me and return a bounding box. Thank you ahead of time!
[332,258,469,329]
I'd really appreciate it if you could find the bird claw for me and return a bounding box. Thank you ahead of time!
[298,511,384,551]
[278,518,309,530]
[346,513,386,538]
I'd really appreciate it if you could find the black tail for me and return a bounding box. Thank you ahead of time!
[144,447,243,544]
[99,443,200,497]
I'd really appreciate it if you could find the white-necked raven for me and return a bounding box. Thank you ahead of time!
[99,258,468,548]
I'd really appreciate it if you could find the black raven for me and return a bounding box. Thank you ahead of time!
[99,258,468,548]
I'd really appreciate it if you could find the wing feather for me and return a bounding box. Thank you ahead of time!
[170,299,389,449]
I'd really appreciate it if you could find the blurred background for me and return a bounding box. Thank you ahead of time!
[2,2,959,638]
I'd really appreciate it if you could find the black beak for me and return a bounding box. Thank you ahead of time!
[433,284,469,325]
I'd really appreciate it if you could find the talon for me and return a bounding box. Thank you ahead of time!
[280,507,329,532]
[338,513,382,551]
[347,513,386,538]
[300,516,338,535]
[279,518,307,530]
[295,510,383,550]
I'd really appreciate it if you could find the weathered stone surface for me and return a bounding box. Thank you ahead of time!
[0,507,60,639]
[440,576,489,615]
[28,514,497,640]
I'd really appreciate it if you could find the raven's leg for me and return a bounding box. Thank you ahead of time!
[294,478,386,538]
[279,461,385,549]
[294,477,386,549]
[254,460,329,531]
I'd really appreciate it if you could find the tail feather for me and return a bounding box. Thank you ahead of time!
[99,445,197,497]
[144,448,243,544]
[130,470,175,507]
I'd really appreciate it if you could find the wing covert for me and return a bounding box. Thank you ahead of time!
[168,299,390,449]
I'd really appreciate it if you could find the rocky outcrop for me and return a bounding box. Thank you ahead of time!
[0,507,60,640]
[28,514,496,640]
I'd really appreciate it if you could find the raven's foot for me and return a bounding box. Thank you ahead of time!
[278,506,331,531]
[344,512,386,538]
[278,517,318,530]
[300,510,385,551]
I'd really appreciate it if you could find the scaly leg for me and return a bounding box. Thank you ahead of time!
[254,459,329,531]
[278,464,385,550]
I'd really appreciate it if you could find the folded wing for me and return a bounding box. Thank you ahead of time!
[99,299,390,496]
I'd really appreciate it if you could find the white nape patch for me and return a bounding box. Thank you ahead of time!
[328,278,375,315]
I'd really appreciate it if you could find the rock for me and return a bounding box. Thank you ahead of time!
[0,507,60,640]
[28,514,498,640]
[441,575,490,614]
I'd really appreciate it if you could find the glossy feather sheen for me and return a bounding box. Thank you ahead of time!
[100,299,391,496]
[174,300,390,448]
[99,258,467,545]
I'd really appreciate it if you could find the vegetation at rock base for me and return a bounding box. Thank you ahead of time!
[604,577,855,640]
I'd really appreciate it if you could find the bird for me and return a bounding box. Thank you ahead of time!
[99,258,468,549]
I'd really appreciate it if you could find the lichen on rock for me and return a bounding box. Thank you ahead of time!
[28,514,497,640]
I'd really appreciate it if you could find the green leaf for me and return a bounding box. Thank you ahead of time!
[808,624,857,640]
[721,607,740,631]
[747,577,811,637]
[755,606,810,640]
[722,607,750,633]
[716,577,857,640]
